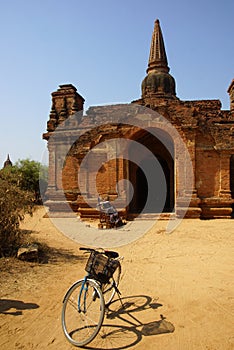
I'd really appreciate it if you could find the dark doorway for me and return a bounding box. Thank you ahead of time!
[128,129,174,214]
[135,165,148,213]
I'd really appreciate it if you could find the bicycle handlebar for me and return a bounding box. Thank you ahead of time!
[79,247,95,252]
[79,247,119,259]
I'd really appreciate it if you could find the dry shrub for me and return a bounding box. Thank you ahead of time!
[0,169,34,257]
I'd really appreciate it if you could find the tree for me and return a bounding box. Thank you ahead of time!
[14,159,48,203]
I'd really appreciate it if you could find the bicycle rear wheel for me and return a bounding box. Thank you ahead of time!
[102,262,121,306]
[62,278,105,347]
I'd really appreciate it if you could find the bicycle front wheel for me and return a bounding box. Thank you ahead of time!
[62,278,105,347]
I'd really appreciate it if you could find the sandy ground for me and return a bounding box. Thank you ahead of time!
[0,207,233,350]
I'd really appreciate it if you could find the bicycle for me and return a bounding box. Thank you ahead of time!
[61,247,122,347]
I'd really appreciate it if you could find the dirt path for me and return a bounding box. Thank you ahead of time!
[0,207,233,349]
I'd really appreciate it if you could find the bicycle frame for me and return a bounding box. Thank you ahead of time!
[78,276,88,313]
[62,277,100,303]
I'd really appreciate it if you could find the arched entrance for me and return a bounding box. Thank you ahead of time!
[128,129,174,214]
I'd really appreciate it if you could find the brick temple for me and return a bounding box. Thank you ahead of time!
[43,19,234,219]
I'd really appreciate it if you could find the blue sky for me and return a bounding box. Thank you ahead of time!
[0,0,233,165]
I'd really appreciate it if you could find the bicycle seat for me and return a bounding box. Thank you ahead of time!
[104,250,119,258]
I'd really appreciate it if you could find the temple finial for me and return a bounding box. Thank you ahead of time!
[147,19,169,74]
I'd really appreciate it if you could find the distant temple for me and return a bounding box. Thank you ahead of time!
[3,154,12,168]
[43,19,234,219]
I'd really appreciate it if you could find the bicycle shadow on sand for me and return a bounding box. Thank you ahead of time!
[85,294,175,350]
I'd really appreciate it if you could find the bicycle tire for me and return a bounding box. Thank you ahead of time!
[61,278,105,347]
[102,262,121,306]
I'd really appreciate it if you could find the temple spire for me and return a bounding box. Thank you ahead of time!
[3,154,12,168]
[141,19,177,99]
[147,19,169,74]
